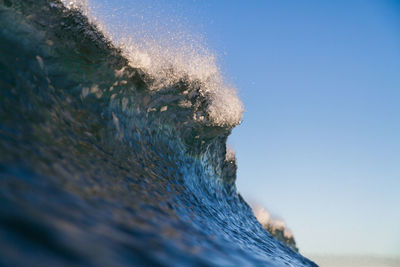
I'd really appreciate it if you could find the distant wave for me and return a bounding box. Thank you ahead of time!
[251,204,299,252]
[0,1,317,266]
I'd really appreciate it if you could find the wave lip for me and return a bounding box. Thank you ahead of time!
[62,0,243,129]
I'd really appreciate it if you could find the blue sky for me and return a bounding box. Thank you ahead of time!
[92,0,400,257]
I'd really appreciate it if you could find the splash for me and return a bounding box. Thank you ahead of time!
[120,38,243,127]
[252,204,299,252]
[62,0,243,127]
[61,0,89,14]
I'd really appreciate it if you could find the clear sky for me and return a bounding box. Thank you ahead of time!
[91,0,400,258]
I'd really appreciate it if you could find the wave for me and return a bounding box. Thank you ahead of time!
[0,0,317,266]
[62,0,244,128]
[252,204,299,252]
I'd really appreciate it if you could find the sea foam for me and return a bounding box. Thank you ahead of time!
[61,0,243,127]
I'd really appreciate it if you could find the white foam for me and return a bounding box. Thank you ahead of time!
[61,0,243,127]
[252,205,272,225]
[251,204,295,239]
[225,146,236,162]
[115,31,243,127]
[60,0,89,14]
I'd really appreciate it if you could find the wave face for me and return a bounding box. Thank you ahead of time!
[0,1,317,266]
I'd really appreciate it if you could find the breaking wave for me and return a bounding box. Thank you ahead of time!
[0,0,316,266]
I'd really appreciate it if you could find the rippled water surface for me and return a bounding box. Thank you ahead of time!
[0,1,317,266]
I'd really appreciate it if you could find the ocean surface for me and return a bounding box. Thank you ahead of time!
[0,1,317,266]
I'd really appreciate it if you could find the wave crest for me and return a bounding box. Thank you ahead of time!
[63,0,243,127]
